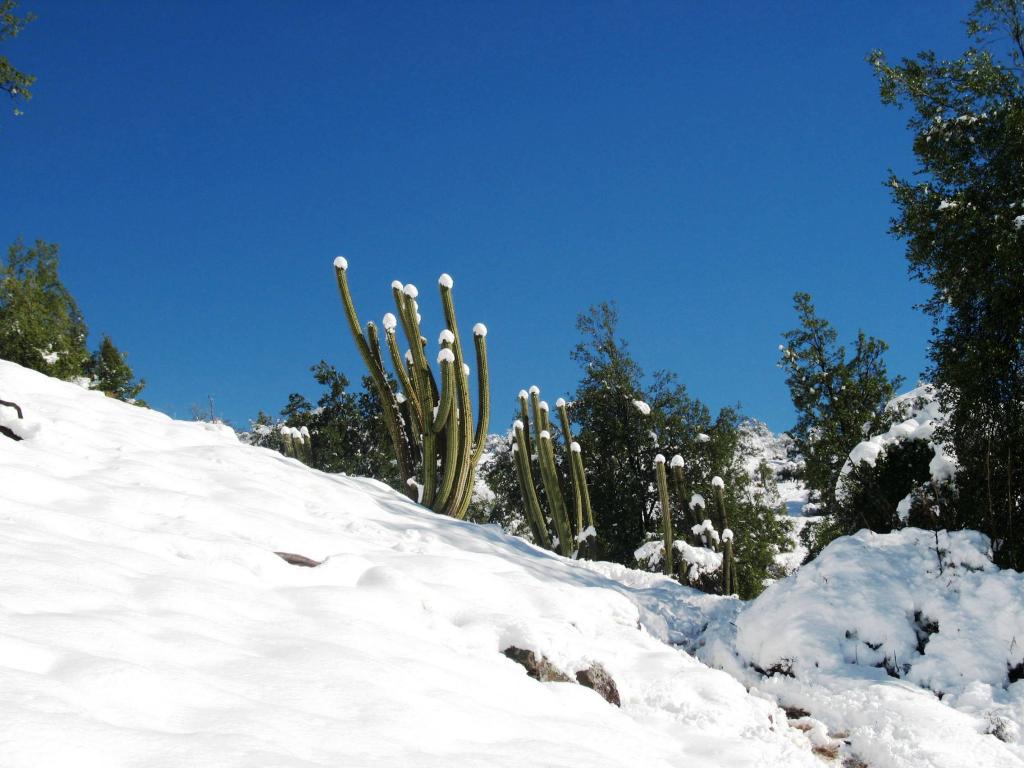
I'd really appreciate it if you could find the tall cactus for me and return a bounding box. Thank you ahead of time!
[711,475,735,595]
[654,454,675,577]
[510,386,594,558]
[333,258,489,518]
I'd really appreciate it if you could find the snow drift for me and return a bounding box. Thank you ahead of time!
[0,361,817,768]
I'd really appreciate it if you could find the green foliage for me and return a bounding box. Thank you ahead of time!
[1,0,35,118]
[871,0,1024,567]
[779,292,902,512]
[86,335,146,403]
[0,239,89,380]
[250,362,399,487]
[836,438,934,534]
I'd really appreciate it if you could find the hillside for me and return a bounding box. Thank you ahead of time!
[0,361,818,767]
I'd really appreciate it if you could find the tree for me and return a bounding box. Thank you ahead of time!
[779,292,902,512]
[871,0,1024,568]
[0,239,90,380]
[86,335,146,403]
[1,0,35,118]
[248,362,399,488]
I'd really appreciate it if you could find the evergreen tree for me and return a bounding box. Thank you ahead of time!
[0,239,90,380]
[870,0,1024,568]
[86,335,146,403]
[779,292,902,512]
[1,0,35,119]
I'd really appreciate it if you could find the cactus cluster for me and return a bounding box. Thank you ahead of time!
[333,257,489,519]
[279,424,312,463]
[651,455,737,594]
[511,387,595,558]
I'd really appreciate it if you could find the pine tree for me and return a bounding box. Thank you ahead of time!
[870,0,1024,568]
[779,292,902,512]
[86,335,146,403]
[0,239,90,380]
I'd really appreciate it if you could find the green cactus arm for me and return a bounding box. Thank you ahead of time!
[469,325,490,467]
[513,422,551,550]
[538,431,573,557]
[655,455,675,577]
[517,391,533,459]
[383,318,424,435]
[433,347,456,433]
[712,480,733,594]
[571,448,595,531]
[556,399,584,536]
[438,276,475,519]
[280,429,295,459]
[333,259,414,491]
[529,388,544,448]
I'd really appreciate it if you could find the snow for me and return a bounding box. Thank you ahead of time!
[391,280,403,291]
[462,363,470,377]
[570,441,581,453]
[438,273,454,289]
[333,255,348,270]
[436,348,455,365]
[539,400,549,412]
[838,385,956,499]
[699,528,1024,767]
[403,283,418,298]
[1014,214,1024,230]
[0,360,822,768]
[631,400,651,416]
[689,493,706,510]
[473,323,487,337]
[529,385,540,395]
[670,454,684,469]
[555,397,566,408]
[518,389,528,401]
[654,454,665,464]
[540,429,551,440]
[382,312,397,332]
[711,476,724,489]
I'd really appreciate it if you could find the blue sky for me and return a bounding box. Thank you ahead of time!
[2,1,971,431]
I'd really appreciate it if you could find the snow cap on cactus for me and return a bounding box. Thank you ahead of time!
[473,323,487,337]
[438,273,454,289]
[403,284,418,298]
[299,426,310,438]
[529,385,540,395]
[570,441,581,453]
[518,389,529,401]
[555,397,566,408]
[539,400,549,412]
[391,280,403,291]
[689,493,706,509]
[513,419,525,432]
[722,528,734,543]
[670,454,685,468]
[711,475,725,489]
[404,350,413,364]
[382,313,397,332]
[438,329,455,345]
[462,363,470,376]
[654,453,666,464]
[396,392,407,403]
[333,256,348,271]
[437,349,455,365]
[540,430,551,441]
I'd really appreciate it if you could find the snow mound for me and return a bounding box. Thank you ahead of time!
[0,361,817,768]
[709,528,1024,767]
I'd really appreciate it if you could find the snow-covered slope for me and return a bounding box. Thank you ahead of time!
[0,361,818,768]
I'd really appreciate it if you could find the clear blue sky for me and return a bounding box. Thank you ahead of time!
[2,1,971,431]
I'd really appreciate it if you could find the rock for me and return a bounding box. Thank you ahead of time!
[575,662,620,707]
[274,551,321,567]
[502,647,621,706]
[502,646,571,683]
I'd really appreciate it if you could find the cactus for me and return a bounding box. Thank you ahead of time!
[333,258,489,518]
[711,475,735,595]
[510,386,594,558]
[654,454,675,577]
